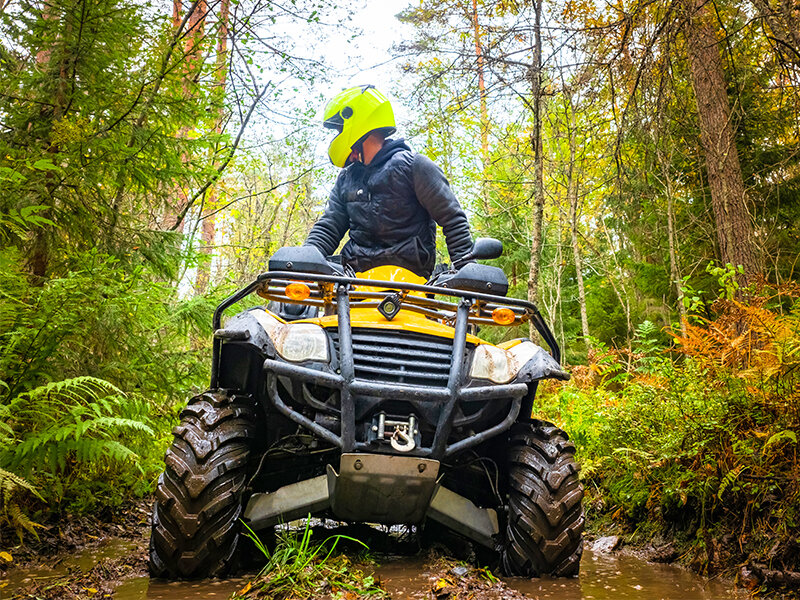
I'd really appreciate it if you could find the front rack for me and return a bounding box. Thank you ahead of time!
[212,270,559,359]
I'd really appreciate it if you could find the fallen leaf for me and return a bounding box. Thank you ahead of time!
[238,582,252,595]
[434,578,452,590]
[0,552,12,563]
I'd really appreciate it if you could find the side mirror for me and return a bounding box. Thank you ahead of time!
[467,237,503,261]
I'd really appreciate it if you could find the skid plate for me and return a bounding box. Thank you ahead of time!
[328,453,440,523]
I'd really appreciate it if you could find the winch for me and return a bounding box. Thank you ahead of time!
[369,412,419,452]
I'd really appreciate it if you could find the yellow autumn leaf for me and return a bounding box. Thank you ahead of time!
[434,578,451,590]
[0,551,12,563]
[238,582,252,595]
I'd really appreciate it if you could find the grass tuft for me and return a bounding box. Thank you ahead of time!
[233,520,389,600]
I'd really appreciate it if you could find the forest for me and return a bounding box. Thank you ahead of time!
[0,0,798,595]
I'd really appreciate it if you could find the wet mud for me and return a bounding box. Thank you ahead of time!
[2,533,751,600]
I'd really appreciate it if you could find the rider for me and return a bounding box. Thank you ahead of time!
[304,85,474,279]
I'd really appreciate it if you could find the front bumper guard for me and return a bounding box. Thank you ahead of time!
[264,286,526,459]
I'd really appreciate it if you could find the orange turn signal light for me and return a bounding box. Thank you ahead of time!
[285,282,311,301]
[492,307,516,325]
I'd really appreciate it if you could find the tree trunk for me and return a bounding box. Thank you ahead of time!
[600,216,633,342]
[468,0,491,216]
[280,184,299,247]
[553,192,566,352]
[682,0,760,283]
[569,161,590,350]
[27,3,68,281]
[195,216,216,292]
[470,0,489,165]
[527,0,545,339]
[195,0,229,293]
[660,150,688,335]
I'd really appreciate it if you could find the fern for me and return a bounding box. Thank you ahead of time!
[717,465,747,500]
[0,468,43,542]
[1,376,154,477]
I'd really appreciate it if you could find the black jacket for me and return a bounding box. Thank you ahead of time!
[304,139,473,278]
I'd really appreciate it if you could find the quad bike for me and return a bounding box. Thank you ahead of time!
[149,239,584,579]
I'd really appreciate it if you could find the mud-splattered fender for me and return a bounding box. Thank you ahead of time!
[511,341,570,382]
[217,308,278,358]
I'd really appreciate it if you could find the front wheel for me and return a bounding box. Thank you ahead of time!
[149,392,258,579]
[501,420,584,577]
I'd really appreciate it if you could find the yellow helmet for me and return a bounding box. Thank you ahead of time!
[323,85,396,168]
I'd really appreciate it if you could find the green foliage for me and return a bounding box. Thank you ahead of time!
[0,238,227,521]
[705,262,745,301]
[237,520,387,600]
[0,247,212,400]
[537,287,800,570]
[0,376,158,513]
[0,0,222,279]
[3,377,152,475]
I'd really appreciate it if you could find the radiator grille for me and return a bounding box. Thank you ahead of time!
[329,328,456,388]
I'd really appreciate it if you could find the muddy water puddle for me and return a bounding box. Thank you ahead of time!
[3,542,748,599]
[121,550,746,600]
[376,552,748,600]
[115,577,250,600]
[505,550,748,599]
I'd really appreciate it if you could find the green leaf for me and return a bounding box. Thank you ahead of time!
[31,159,60,171]
[0,166,26,182]
[765,430,797,448]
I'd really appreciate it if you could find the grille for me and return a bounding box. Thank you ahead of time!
[329,328,455,388]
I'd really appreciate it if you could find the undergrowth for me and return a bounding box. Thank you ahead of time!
[538,280,800,583]
[234,521,388,600]
[0,244,231,543]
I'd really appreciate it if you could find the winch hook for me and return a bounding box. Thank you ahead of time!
[390,427,415,452]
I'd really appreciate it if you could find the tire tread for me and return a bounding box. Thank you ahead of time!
[502,420,585,577]
[149,392,256,579]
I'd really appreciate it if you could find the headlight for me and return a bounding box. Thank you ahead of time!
[274,323,329,362]
[251,309,330,363]
[469,345,520,384]
[506,340,542,365]
[469,341,546,384]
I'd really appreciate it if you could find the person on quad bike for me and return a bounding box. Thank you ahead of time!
[304,85,474,279]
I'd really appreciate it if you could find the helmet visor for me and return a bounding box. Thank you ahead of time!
[323,113,344,132]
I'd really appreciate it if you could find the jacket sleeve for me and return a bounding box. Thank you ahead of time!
[304,173,349,256]
[412,154,473,266]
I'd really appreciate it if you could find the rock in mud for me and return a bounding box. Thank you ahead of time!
[744,563,800,590]
[449,565,469,578]
[591,535,622,553]
[646,543,678,563]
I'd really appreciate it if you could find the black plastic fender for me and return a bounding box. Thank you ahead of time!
[216,308,278,358]
[513,342,570,383]
[214,308,279,395]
